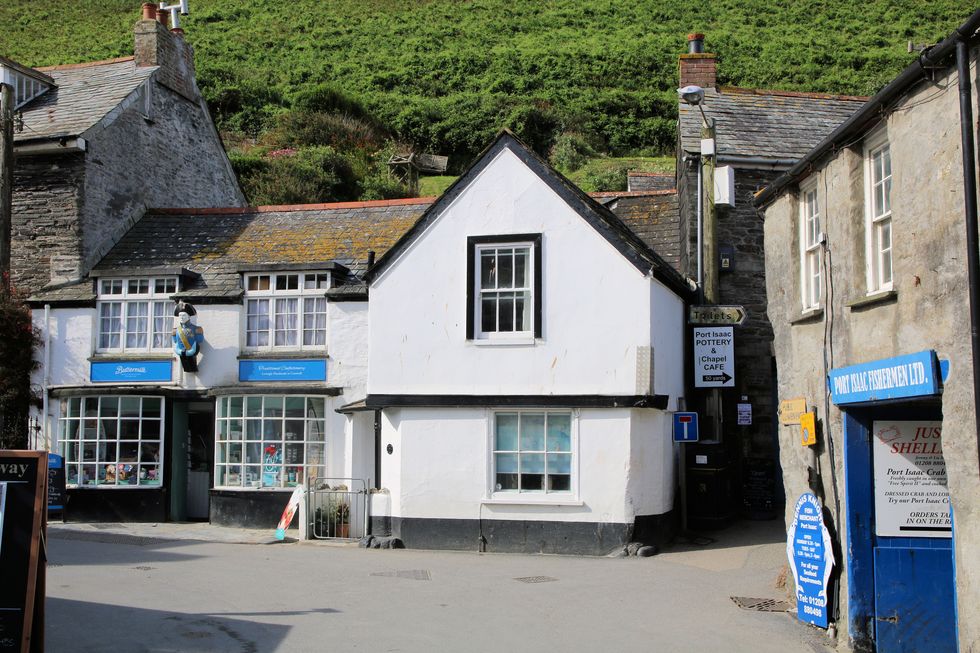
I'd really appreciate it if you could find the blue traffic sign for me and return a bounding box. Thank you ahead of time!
[673,412,699,442]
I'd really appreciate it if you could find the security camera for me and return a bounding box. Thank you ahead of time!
[678,85,705,106]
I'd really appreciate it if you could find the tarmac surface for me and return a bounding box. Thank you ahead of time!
[43,518,837,652]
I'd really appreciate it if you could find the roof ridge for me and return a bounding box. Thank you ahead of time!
[590,190,677,198]
[36,56,135,72]
[719,85,869,102]
[625,172,673,177]
[148,197,437,215]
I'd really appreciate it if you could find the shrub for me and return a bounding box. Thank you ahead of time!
[0,281,41,449]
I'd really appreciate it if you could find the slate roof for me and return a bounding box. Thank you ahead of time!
[29,199,432,304]
[14,57,156,143]
[599,191,681,273]
[627,172,675,192]
[679,87,866,160]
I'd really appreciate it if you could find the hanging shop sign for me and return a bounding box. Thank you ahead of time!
[90,360,173,383]
[828,350,940,405]
[0,450,47,653]
[872,420,951,538]
[693,326,735,388]
[787,492,835,629]
[238,359,327,382]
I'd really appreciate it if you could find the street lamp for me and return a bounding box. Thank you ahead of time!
[678,84,714,296]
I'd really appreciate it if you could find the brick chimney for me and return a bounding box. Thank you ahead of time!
[134,4,198,101]
[678,33,717,89]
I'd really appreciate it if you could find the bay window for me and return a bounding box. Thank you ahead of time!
[214,395,327,489]
[60,396,164,487]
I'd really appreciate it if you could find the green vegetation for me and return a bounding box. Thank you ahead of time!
[1,0,972,201]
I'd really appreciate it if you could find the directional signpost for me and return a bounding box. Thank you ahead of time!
[693,326,735,388]
[689,304,747,326]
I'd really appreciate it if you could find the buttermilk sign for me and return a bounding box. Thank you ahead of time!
[828,351,940,405]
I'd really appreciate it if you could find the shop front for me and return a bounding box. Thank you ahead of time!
[833,351,957,652]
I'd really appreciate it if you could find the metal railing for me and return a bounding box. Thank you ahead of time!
[307,478,368,540]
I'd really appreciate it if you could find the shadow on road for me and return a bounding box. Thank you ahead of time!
[664,517,787,554]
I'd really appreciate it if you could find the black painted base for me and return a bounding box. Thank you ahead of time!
[210,490,294,528]
[371,511,676,556]
[64,488,167,522]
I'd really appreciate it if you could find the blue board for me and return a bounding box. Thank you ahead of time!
[90,360,173,383]
[787,492,834,628]
[672,412,699,442]
[828,350,940,405]
[238,359,327,382]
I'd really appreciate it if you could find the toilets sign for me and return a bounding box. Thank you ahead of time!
[693,326,734,388]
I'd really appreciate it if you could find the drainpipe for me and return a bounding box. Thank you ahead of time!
[956,37,980,477]
[42,304,51,450]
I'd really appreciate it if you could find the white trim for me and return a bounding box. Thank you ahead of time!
[864,130,893,294]
[799,178,822,311]
[486,408,579,502]
[473,240,535,340]
[242,272,330,353]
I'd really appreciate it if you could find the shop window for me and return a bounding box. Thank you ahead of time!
[214,395,327,489]
[865,136,893,293]
[59,396,164,487]
[492,411,572,494]
[244,273,329,351]
[96,277,177,352]
[467,235,542,341]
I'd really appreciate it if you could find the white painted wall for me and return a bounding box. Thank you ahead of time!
[368,147,680,396]
[374,406,661,524]
[650,283,687,409]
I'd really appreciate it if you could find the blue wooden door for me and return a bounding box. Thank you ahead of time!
[873,542,956,651]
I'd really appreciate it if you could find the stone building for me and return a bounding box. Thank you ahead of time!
[5,8,243,295]
[675,35,865,522]
[755,11,980,651]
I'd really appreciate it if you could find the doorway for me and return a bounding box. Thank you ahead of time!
[186,404,214,521]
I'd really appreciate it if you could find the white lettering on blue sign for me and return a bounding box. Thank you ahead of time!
[828,351,939,405]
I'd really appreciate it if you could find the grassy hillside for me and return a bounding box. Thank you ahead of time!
[1,1,973,201]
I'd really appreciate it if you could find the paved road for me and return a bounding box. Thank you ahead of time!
[43,519,834,652]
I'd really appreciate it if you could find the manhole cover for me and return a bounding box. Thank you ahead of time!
[48,530,175,547]
[514,576,558,584]
[730,596,792,612]
[371,570,431,581]
[133,566,156,571]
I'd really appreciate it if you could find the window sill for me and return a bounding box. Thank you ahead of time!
[89,353,173,361]
[483,495,583,507]
[790,308,823,326]
[470,337,537,347]
[238,351,328,360]
[847,290,897,311]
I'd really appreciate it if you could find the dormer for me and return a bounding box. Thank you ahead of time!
[0,56,54,109]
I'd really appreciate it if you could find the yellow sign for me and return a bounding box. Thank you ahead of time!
[800,412,817,447]
[779,398,807,425]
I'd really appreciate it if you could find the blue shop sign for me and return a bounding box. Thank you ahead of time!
[91,360,173,383]
[787,492,835,628]
[828,350,940,405]
[239,359,327,382]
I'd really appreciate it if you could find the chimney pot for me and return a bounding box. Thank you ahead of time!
[157,7,169,27]
[141,3,158,21]
[687,33,705,54]
[367,250,376,267]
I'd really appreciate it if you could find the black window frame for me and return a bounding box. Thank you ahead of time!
[466,233,542,340]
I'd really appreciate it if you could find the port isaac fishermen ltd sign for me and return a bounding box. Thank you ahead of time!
[872,421,951,538]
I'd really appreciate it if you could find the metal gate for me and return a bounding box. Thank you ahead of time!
[307,478,368,540]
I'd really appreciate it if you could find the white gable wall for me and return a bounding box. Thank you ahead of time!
[369,148,662,396]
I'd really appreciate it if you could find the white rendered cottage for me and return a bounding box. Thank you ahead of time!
[358,132,693,554]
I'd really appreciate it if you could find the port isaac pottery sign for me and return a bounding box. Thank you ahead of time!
[872,421,951,538]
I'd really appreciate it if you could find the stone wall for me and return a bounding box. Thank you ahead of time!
[762,52,980,651]
[10,153,85,293]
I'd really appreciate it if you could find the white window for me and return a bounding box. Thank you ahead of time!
[96,278,177,352]
[865,138,893,292]
[60,396,164,487]
[243,273,329,350]
[467,235,541,340]
[214,395,327,489]
[800,182,822,310]
[493,411,572,493]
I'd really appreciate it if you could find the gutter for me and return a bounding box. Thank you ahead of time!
[716,154,799,170]
[754,8,980,208]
